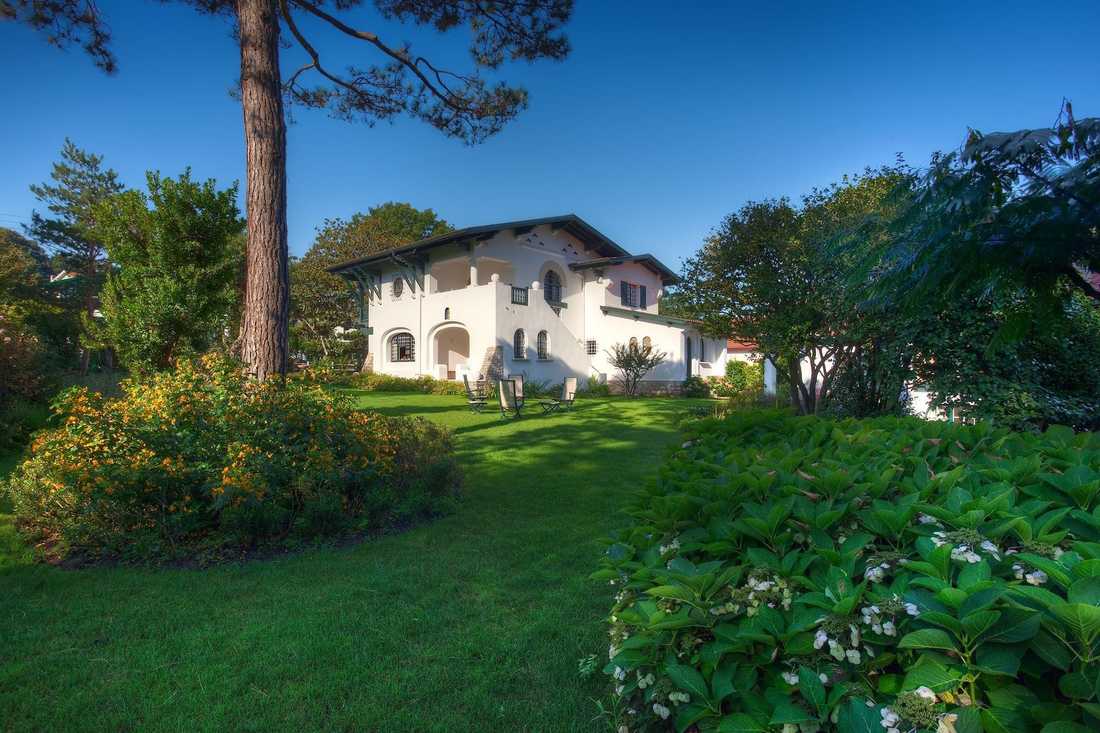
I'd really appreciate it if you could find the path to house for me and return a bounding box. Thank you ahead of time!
[0,393,708,732]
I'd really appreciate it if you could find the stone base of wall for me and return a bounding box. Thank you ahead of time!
[609,379,684,396]
[478,346,503,382]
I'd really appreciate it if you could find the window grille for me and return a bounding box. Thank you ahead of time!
[389,332,414,362]
[513,329,526,359]
[543,271,562,303]
[586,339,597,355]
[537,331,550,359]
[511,286,528,305]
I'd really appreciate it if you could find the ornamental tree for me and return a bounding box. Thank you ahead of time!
[606,341,668,397]
[91,171,245,372]
[6,0,574,379]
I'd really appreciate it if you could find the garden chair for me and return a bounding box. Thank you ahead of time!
[463,374,487,413]
[497,379,523,418]
[539,377,577,414]
[511,374,526,409]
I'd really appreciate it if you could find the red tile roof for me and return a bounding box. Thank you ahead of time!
[727,339,758,352]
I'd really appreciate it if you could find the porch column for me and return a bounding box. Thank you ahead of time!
[468,255,478,288]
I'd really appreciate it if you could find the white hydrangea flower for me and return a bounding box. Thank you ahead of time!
[613,666,626,681]
[652,703,671,720]
[880,706,900,731]
[829,640,845,661]
[918,513,939,524]
[866,564,888,583]
[904,602,919,617]
[1026,570,1048,586]
[979,540,1001,559]
[931,532,948,547]
[669,691,690,704]
[819,672,829,685]
[950,545,981,564]
[813,629,829,650]
[845,649,861,665]
[782,671,799,685]
[849,624,861,647]
[882,620,896,637]
[915,686,937,702]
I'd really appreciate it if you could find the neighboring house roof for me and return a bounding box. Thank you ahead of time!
[327,214,677,283]
[600,305,700,328]
[727,339,759,352]
[568,254,679,285]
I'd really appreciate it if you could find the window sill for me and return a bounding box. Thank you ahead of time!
[512,357,528,361]
[537,357,553,362]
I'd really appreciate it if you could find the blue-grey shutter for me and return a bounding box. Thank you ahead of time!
[620,281,629,304]
[640,286,647,308]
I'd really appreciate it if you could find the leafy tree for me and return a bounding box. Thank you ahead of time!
[680,168,909,414]
[863,101,1100,317]
[91,171,244,372]
[606,341,667,397]
[8,0,574,380]
[898,286,1100,431]
[0,228,48,310]
[25,139,125,372]
[290,203,450,362]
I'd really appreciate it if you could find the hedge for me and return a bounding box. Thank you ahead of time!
[594,410,1100,733]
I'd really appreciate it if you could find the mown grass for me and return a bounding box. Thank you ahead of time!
[0,393,708,732]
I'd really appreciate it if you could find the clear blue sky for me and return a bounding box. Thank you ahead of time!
[2,1,1098,268]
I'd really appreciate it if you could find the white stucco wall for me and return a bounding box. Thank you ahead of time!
[362,223,717,390]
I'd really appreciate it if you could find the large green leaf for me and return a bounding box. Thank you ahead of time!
[718,714,767,733]
[986,608,1042,644]
[902,657,963,692]
[665,663,712,704]
[768,700,815,725]
[798,666,826,716]
[898,628,958,652]
[1051,603,1100,645]
[836,698,880,733]
[1068,576,1100,605]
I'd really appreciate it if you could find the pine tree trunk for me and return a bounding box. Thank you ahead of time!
[237,0,289,381]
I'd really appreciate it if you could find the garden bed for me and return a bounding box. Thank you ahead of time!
[596,410,1100,732]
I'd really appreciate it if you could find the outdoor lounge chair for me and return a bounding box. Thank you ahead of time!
[511,374,526,409]
[539,377,577,414]
[463,374,487,413]
[498,379,522,418]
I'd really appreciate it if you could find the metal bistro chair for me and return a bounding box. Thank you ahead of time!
[539,377,577,414]
[497,379,522,418]
[463,374,487,413]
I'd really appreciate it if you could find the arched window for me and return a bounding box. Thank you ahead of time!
[543,270,562,303]
[642,336,652,350]
[389,332,415,362]
[537,330,550,359]
[443,307,451,320]
[513,329,526,360]
[392,278,404,299]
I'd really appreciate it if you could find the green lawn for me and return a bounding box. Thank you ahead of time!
[0,393,708,732]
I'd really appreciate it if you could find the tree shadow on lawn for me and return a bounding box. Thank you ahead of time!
[0,397,699,732]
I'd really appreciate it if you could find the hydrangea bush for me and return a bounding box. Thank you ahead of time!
[4,354,461,563]
[594,410,1100,733]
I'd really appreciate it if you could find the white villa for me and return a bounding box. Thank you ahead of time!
[329,214,775,393]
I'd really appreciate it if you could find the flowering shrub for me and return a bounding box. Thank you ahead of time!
[4,354,460,562]
[594,410,1100,732]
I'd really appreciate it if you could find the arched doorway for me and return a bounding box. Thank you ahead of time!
[433,325,470,381]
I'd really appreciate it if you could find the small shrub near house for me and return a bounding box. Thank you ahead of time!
[349,371,467,396]
[595,410,1100,733]
[4,354,460,563]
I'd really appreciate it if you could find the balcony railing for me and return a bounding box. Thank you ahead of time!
[511,286,529,305]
